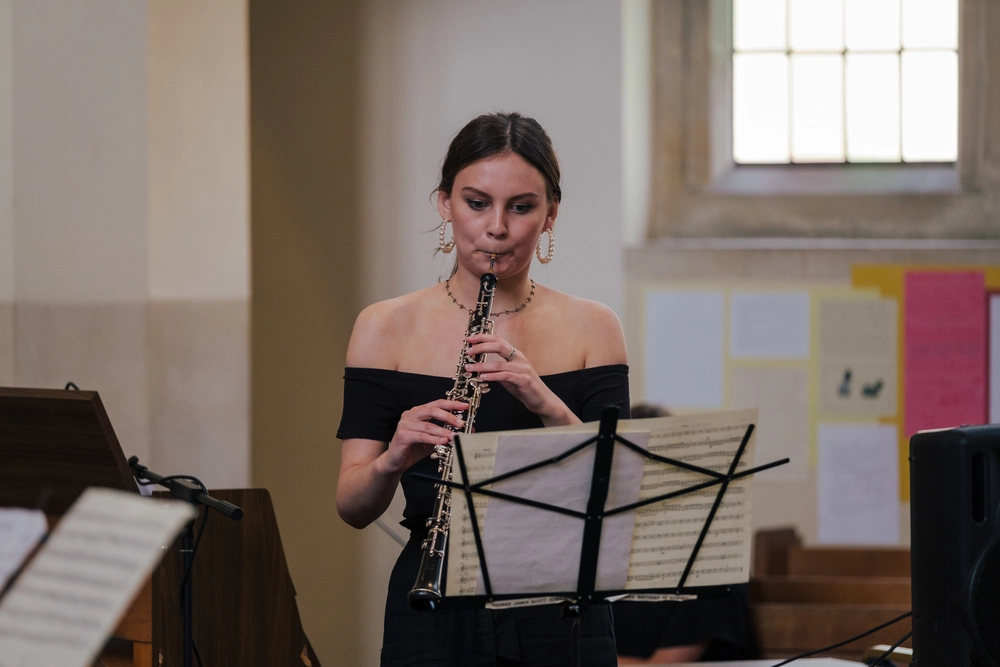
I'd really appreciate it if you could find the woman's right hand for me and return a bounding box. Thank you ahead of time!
[380,399,469,475]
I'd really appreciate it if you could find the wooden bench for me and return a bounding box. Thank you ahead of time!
[750,528,912,661]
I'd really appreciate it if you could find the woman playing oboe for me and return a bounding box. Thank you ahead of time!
[336,112,629,667]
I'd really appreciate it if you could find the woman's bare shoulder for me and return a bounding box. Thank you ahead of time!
[346,286,440,368]
[538,287,627,367]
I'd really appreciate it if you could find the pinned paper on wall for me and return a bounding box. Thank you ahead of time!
[817,423,899,545]
[904,271,987,436]
[991,294,1000,423]
[644,290,725,409]
[816,296,897,418]
[730,291,811,360]
[728,366,809,480]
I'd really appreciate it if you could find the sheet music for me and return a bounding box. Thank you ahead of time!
[0,488,195,667]
[475,431,647,595]
[0,509,48,592]
[446,408,757,600]
[623,409,756,589]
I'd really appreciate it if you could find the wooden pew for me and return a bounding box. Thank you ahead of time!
[750,528,912,660]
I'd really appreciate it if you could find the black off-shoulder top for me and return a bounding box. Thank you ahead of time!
[337,365,630,530]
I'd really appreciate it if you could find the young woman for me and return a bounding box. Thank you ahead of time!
[336,112,629,666]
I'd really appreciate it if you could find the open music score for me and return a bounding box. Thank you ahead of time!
[0,488,195,667]
[446,409,758,601]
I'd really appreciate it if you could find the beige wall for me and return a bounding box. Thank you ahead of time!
[0,0,12,305]
[8,0,153,465]
[249,2,364,665]
[148,0,249,301]
[13,0,147,302]
[146,0,250,487]
[0,2,11,386]
[3,0,250,483]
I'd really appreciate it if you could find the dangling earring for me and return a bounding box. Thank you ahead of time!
[438,219,455,253]
[536,229,555,264]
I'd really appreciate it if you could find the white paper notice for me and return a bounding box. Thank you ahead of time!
[817,296,898,418]
[0,509,48,591]
[728,366,809,480]
[730,291,810,359]
[991,294,1000,423]
[817,423,899,545]
[645,290,725,409]
[478,431,648,595]
[0,488,196,667]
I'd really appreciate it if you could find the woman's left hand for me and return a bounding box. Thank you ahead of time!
[464,334,580,427]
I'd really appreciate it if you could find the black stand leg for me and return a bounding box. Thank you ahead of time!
[181,520,194,667]
[563,603,582,667]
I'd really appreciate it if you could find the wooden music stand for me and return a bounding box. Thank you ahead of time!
[0,387,321,667]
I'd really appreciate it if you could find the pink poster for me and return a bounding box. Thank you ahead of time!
[904,271,987,437]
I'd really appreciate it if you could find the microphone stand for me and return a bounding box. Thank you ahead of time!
[128,456,243,667]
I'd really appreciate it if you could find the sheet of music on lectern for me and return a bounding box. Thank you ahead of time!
[0,488,195,667]
[447,408,757,602]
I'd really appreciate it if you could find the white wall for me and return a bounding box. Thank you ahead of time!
[358,2,624,663]
[13,0,147,302]
[3,0,249,487]
[148,0,249,301]
[0,0,12,303]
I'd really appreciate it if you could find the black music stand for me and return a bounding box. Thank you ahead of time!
[414,405,788,666]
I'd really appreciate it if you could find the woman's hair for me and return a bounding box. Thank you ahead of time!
[630,403,673,419]
[436,112,562,204]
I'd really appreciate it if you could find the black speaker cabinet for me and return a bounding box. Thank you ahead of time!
[911,425,1000,667]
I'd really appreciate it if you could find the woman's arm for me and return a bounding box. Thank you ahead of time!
[337,398,467,528]
[337,438,400,529]
[336,302,467,528]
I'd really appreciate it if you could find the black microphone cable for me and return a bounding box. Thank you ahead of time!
[769,610,912,666]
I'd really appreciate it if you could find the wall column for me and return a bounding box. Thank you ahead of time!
[250,1,365,664]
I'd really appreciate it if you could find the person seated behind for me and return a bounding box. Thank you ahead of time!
[614,403,759,664]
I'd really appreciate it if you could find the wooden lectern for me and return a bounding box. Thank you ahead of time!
[0,387,321,667]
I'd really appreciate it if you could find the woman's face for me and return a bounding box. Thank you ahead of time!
[437,152,557,280]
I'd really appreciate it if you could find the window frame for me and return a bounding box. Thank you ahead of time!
[648,0,991,238]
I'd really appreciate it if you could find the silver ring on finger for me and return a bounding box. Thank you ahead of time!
[504,347,517,362]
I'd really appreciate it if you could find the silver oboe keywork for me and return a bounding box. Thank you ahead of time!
[408,255,498,611]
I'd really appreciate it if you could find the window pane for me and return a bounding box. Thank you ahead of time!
[902,0,958,49]
[734,0,787,51]
[734,53,790,163]
[845,53,900,161]
[789,0,844,52]
[791,55,844,161]
[845,0,900,51]
[902,51,958,161]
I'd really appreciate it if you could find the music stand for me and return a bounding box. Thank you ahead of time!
[414,405,789,666]
[0,387,138,514]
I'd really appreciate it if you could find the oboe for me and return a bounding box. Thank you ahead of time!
[408,255,498,611]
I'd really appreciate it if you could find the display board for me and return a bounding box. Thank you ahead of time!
[639,263,1000,545]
